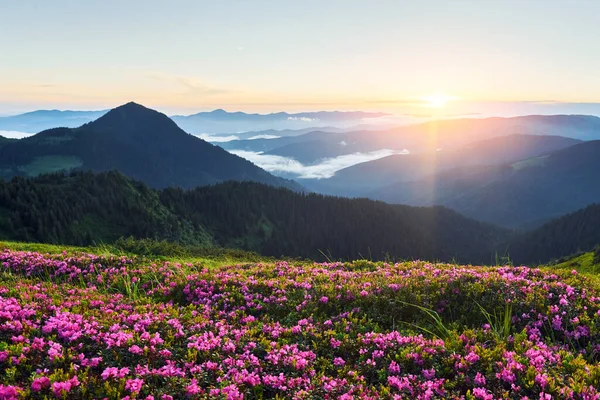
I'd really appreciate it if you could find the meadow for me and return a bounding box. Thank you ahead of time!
[1,242,600,399]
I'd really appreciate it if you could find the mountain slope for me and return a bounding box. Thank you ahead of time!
[0,102,302,191]
[305,134,581,196]
[507,204,600,265]
[372,141,600,228]
[0,109,107,133]
[0,171,507,263]
[0,135,16,149]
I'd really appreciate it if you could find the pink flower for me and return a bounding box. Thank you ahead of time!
[51,376,79,398]
[473,388,493,400]
[422,368,435,380]
[187,379,201,395]
[474,372,486,387]
[388,361,401,374]
[125,378,144,393]
[0,385,19,400]
[31,377,50,392]
[333,357,345,367]
[465,351,480,364]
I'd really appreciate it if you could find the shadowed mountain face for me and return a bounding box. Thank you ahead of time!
[370,140,600,228]
[506,203,600,265]
[0,102,302,191]
[303,134,582,197]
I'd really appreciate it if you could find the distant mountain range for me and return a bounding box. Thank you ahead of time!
[171,109,389,134]
[0,109,108,133]
[225,114,600,165]
[0,108,388,137]
[0,102,301,191]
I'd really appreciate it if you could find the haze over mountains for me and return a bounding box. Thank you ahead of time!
[220,115,600,159]
[0,109,108,134]
[362,139,600,228]
[301,134,583,196]
[0,107,389,138]
[171,109,389,135]
[2,102,600,262]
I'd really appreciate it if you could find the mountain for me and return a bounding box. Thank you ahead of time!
[507,203,600,265]
[0,109,107,133]
[218,130,343,153]
[0,135,16,149]
[0,102,302,191]
[172,109,388,134]
[306,134,582,196]
[259,115,600,165]
[0,171,507,263]
[371,140,600,228]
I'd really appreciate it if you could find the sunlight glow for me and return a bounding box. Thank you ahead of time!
[421,94,458,108]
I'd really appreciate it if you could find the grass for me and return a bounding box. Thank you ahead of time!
[475,301,513,340]
[0,239,274,270]
[511,155,549,171]
[550,251,600,275]
[17,155,83,176]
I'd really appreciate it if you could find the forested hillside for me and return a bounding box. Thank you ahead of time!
[507,203,600,264]
[0,171,506,263]
[0,171,212,246]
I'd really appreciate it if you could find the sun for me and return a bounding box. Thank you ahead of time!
[421,93,458,108]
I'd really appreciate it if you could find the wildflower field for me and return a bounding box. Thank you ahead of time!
[1,245,600,399]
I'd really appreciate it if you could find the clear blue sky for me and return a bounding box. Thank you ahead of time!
[2,0,600,115]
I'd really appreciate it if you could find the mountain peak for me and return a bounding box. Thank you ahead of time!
[90,102,178,132]
[114,101,148,112]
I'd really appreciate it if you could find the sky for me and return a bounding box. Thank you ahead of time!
[2,0,600,116]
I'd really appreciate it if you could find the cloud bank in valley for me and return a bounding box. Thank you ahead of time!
[0,130,33,139]
[197,134,241,142]
[247,134,280,140]
[197,134,281,142]
[231,149,409,179]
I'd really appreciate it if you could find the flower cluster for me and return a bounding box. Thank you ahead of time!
[1,249,600,398]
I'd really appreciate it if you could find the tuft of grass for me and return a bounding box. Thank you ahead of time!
[396,300,452,340]
[475,301,513,340]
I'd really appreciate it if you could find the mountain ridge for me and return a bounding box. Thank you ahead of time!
[0,102,303,191]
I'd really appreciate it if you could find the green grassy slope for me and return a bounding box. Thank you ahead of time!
[549,247,600,275]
